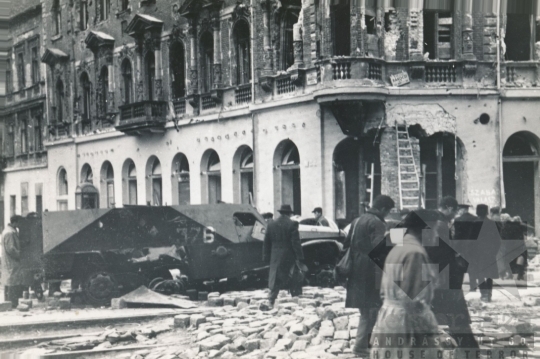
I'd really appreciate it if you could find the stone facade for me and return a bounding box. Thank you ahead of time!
[3,0,540,231]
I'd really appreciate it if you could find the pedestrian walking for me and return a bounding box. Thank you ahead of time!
[312,207,330,227]
[429,196,479,356]
[263,204,305,306]
[453,204,479,292]
[370,209,443,359]
[474,204,501,302]
[344,195,395,357]
[1,216,25,308]
[507,216,528,281]
[497,213,513,279]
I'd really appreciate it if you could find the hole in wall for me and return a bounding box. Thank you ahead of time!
[479,113,490,125]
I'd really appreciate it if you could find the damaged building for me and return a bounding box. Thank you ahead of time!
[3,0,540,232]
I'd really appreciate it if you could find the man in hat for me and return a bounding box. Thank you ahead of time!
[263,204,305,306]
[345,194,395,357]
[312,207,330,227]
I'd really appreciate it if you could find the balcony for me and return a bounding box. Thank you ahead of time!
[4,151,48,170]
[117,100,167,135]
[505,62,538,87]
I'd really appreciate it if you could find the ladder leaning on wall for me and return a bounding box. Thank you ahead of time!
[396,122,424,210]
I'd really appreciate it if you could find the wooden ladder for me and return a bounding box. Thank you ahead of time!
[396,122,423,209]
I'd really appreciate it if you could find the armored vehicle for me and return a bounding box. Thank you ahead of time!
[19,204,344,305]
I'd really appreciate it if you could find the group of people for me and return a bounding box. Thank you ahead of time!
[262,195,527,358]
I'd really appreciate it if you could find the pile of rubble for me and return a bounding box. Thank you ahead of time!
[17,284,540,358]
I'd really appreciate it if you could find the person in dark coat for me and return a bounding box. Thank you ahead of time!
[429,196,479,356]
[263,204,305,305]
[453,204,479,291]
[474,204,501,302]
[1,216,25,308]
[312,207,330,227]
[344,195,395,357]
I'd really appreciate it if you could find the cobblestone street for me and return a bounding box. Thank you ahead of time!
[6,257,540,359]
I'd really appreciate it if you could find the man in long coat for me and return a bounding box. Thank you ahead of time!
[344,195,395,357]
[474,204,501,302]
[429,196,479,356]
[263,204,304,305]
[1,215,24,308]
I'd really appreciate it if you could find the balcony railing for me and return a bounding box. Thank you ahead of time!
[332,60,352,80]
[505,62,537,86]
[4,151,48,170]
[117,100,167,135]
[276,76,295,95]
[235,85,252,105]
[201,94,217,111]
[425,63,457,83]
[173,98,186,116]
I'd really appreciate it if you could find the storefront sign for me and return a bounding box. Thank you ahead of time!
[390,71,410,87]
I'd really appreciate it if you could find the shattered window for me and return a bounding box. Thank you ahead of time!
[170,42,186,99]
[331,1,351,56]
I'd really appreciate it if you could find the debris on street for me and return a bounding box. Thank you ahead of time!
[113,286,197,309]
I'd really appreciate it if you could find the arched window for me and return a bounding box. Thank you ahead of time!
[503,131,540,229]
[81,163,94,184]
[58,168,68,196]
[57,167,69,211]
[420,133,461,209]
[201,150,221,204]
[333,138,381,221]
[170,42,186,99]
[100,0,110,21]
[200,32,214,93]
[274,140,301,214]
[75,183,99,209]
[80,72,91,123]
[122,159,137,205]
[233,146,253,204]
[100,161,115,208]
[146,52,155,101]
[172,153,190,205]
[233,20,251,85]
[121,59,133,104]
[99,66,109,116]
[55,79,64,122]
[146,157,162,206]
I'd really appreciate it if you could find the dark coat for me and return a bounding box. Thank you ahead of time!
[263,215,304,291]
[428,212,475,336]
[1,225,24,286]
[345,209,388,309]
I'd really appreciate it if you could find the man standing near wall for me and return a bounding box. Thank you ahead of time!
[1,216,24,308]
[344,195,395,358]
[263,204,305,307]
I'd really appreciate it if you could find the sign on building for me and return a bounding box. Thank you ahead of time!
[390,71,410,87]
